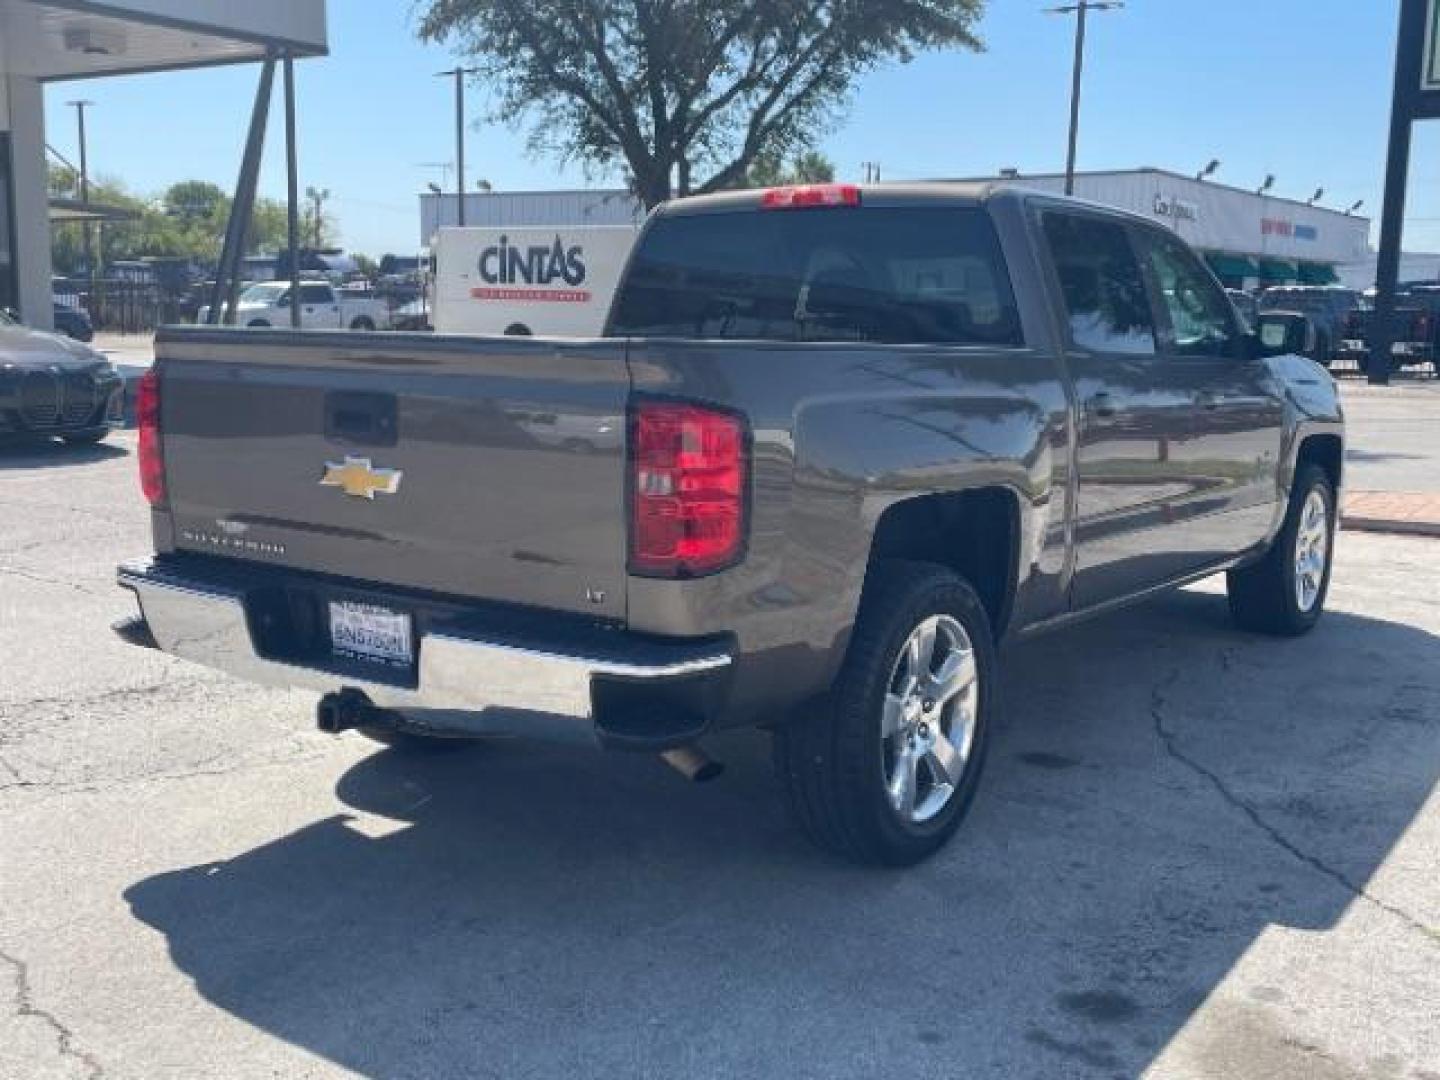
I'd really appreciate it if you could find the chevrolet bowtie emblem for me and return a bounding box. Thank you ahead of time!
[320,456,403,500]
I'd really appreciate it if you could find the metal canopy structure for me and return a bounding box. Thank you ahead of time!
[47,195,137,222]
[0,1,325,81]
[0,0,327,327]
[1371,0,1440,384]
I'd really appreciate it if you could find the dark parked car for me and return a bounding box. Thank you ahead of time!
[52,303,95,343]
[1259,286,1361,369]
[0,307,123,445]
[1340,285,1440,375]
[116,183,1343,865]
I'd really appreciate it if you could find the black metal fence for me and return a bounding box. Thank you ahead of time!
[53,276,426,333]
[53,278,197,333]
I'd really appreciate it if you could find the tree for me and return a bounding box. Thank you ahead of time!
[747,149,836,187]
[48,170,298,275]
[417,0,985,208]
[163,180,228,224]
[305,186,338,249]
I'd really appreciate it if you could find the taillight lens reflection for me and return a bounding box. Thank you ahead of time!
[630,402,747,578]
[137,368,166,506]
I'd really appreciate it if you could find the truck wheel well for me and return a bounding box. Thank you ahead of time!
[865,489,1020,639]
[1297,434,1342,492]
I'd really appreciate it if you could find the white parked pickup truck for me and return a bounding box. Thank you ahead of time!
[201,281,391,330]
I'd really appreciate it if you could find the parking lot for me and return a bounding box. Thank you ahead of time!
[0,430,1437,1079]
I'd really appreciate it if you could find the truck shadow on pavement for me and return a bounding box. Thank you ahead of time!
[124,588,1440,1079]
[0,440,127,470]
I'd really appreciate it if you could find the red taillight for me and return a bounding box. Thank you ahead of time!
[760,183,862,210]
[137,367,166,506]
[630,402,747,578]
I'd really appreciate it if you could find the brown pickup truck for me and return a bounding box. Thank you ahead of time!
[116,183,1344,865]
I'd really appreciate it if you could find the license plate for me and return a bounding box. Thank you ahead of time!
[329,601,413,668]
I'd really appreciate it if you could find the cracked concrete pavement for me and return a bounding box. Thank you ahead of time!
[1,431,1437,1079]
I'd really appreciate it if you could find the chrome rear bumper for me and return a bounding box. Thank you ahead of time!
[117,560,732,740]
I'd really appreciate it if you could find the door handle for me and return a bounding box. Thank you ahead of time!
[1086,391,1117,419]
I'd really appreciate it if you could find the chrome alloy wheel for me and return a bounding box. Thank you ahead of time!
[1293,488,1331,614]
[881,614,980,825]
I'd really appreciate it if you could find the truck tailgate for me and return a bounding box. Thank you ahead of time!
[155,329,631,620]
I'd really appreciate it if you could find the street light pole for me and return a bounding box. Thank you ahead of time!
[1045,2,1122,196]
[436,68,480,227]
[66,100,96,286]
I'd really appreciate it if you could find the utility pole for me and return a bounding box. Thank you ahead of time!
[436,68,480,227]
[284,55,302,329]
[66,100,96,297]
[305,186,330,249]
[1044,2,1123,195]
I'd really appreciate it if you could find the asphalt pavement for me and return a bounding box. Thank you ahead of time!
[1,432,1437,1080]
[1339,376,1440,494]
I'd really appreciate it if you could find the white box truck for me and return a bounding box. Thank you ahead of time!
[432,226,640,337]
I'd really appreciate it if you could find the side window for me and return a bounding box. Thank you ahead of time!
[1042,212,1156,355]
[1136,230,1239,358]
[300,285,333,305]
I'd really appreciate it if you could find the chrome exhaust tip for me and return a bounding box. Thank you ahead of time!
[660,745,724,783]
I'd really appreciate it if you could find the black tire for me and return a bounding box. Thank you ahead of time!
[773,560,995,866]
[248,319,271,329]
[62,430,109,446]
[351,317,376,332]
[1227,464,1336,636]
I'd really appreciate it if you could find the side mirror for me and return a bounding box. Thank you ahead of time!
[1254,311,1317,358]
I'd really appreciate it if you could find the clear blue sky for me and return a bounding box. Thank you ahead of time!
[42,0,1438,258]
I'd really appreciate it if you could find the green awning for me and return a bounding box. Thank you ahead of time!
[1297,262,1340,285]
[1257,259,1298,283]
[1203,252,1259,279]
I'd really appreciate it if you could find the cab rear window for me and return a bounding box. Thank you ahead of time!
[608,207,1022,346]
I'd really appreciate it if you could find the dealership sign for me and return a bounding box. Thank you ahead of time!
[1152,193,1199,224]
[1261,218,1318,243]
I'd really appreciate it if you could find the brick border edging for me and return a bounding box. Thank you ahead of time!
[1341,515,1440,539]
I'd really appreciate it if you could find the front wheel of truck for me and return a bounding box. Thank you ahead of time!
[1227,464,1336,636]
[774,561,995,866]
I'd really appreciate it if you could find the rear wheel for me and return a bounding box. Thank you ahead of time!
[774,561,995,866]
[350,317,376,331]
[1227,464,1336,636]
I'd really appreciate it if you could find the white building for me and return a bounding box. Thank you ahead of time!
[1334,250,1440,291]
[421,168,1378,291]
[0,0,328,328]
[420,188,645,246]
[953,168,1372,291]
